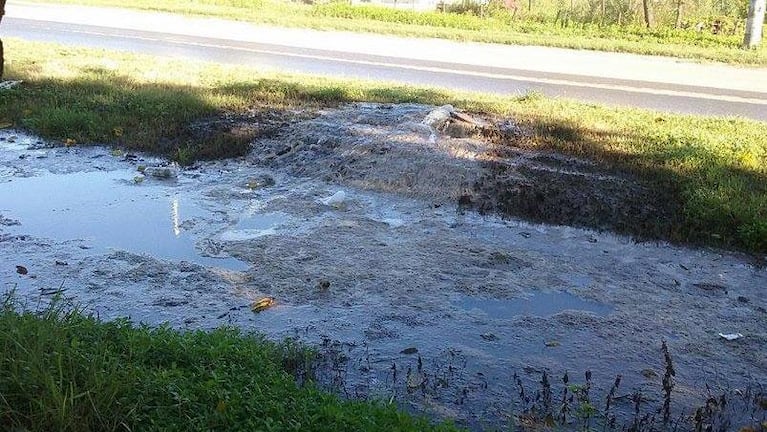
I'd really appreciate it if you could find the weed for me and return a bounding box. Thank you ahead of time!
[602,374,621,430]
[661,340,676,425]
[499,340,767,431]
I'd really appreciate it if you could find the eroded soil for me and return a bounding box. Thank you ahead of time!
[1,103,765,430]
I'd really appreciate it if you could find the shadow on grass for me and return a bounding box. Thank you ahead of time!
[479,118,767,253]
[0,74,259,163]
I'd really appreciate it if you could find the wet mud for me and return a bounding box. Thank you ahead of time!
[1,104,766,430]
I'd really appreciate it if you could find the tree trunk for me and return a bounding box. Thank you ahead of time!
[674,0,683,29]
[744,0,766,48]
[600,0,605,25]
[0,0,6,80]
[642,0,653,28]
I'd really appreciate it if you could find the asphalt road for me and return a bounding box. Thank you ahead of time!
[3,15,767,120]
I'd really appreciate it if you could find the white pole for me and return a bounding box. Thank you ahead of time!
[744,0,766,48]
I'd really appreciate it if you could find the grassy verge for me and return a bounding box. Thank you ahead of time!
[1,39,765,253]
[27,0,767,66]
[0,297,459,432]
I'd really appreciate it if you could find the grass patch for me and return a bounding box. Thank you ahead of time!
[1,39,766,253]
[26,0,767,65]
[0,297,460,431]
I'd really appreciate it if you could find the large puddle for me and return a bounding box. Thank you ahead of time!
[0,168,248,270]
[2,117,766,431]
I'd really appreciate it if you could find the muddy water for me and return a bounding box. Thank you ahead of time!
[455,291,613,319]
[1,119,766,430]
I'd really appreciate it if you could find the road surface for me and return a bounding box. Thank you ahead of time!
[2,2,767,120]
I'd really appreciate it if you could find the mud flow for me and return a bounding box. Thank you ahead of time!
[1,104,765,430]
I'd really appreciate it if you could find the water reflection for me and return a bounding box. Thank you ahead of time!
[0,169,247,270]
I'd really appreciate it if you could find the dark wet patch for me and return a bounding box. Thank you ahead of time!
[693,282,729,294]
[169,108,311,164]
[152,298,190,307]
[426,111,689,244]
[482,251,530,271]
[470,159,682,241]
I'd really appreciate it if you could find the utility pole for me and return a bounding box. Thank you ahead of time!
[744,0,766,48]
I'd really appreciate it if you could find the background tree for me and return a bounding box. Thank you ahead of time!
[744,0,766,47]
[641,0,653,28]
[1,0,6,79]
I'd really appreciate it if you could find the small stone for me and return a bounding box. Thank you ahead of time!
[320,191,347,209]
[406,371,426,389]
[422,105,454,129]
[642,369,658,379]
[15,265,28,275]
[54,260,68,266]
[400,347,418,355]
[143,166,177,179]
[245,175,275,189]
[317,279,331,291]
[737,296,749,303]
[275,145,292,156]
[458,194,472,208]
[693,283,728,294]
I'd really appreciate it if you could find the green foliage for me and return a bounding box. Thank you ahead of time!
[30,0,767,65]
[312,2,490,29]
[0,298,460,432]
[309,0,749,47]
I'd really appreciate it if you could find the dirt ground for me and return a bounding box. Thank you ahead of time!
[1,103,765,430]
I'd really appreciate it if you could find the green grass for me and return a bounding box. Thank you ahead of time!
[1,39,766,253]
[0,296,460,431]
[27,0,767,65]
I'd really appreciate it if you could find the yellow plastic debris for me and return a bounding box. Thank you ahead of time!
[251,297,275,313]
